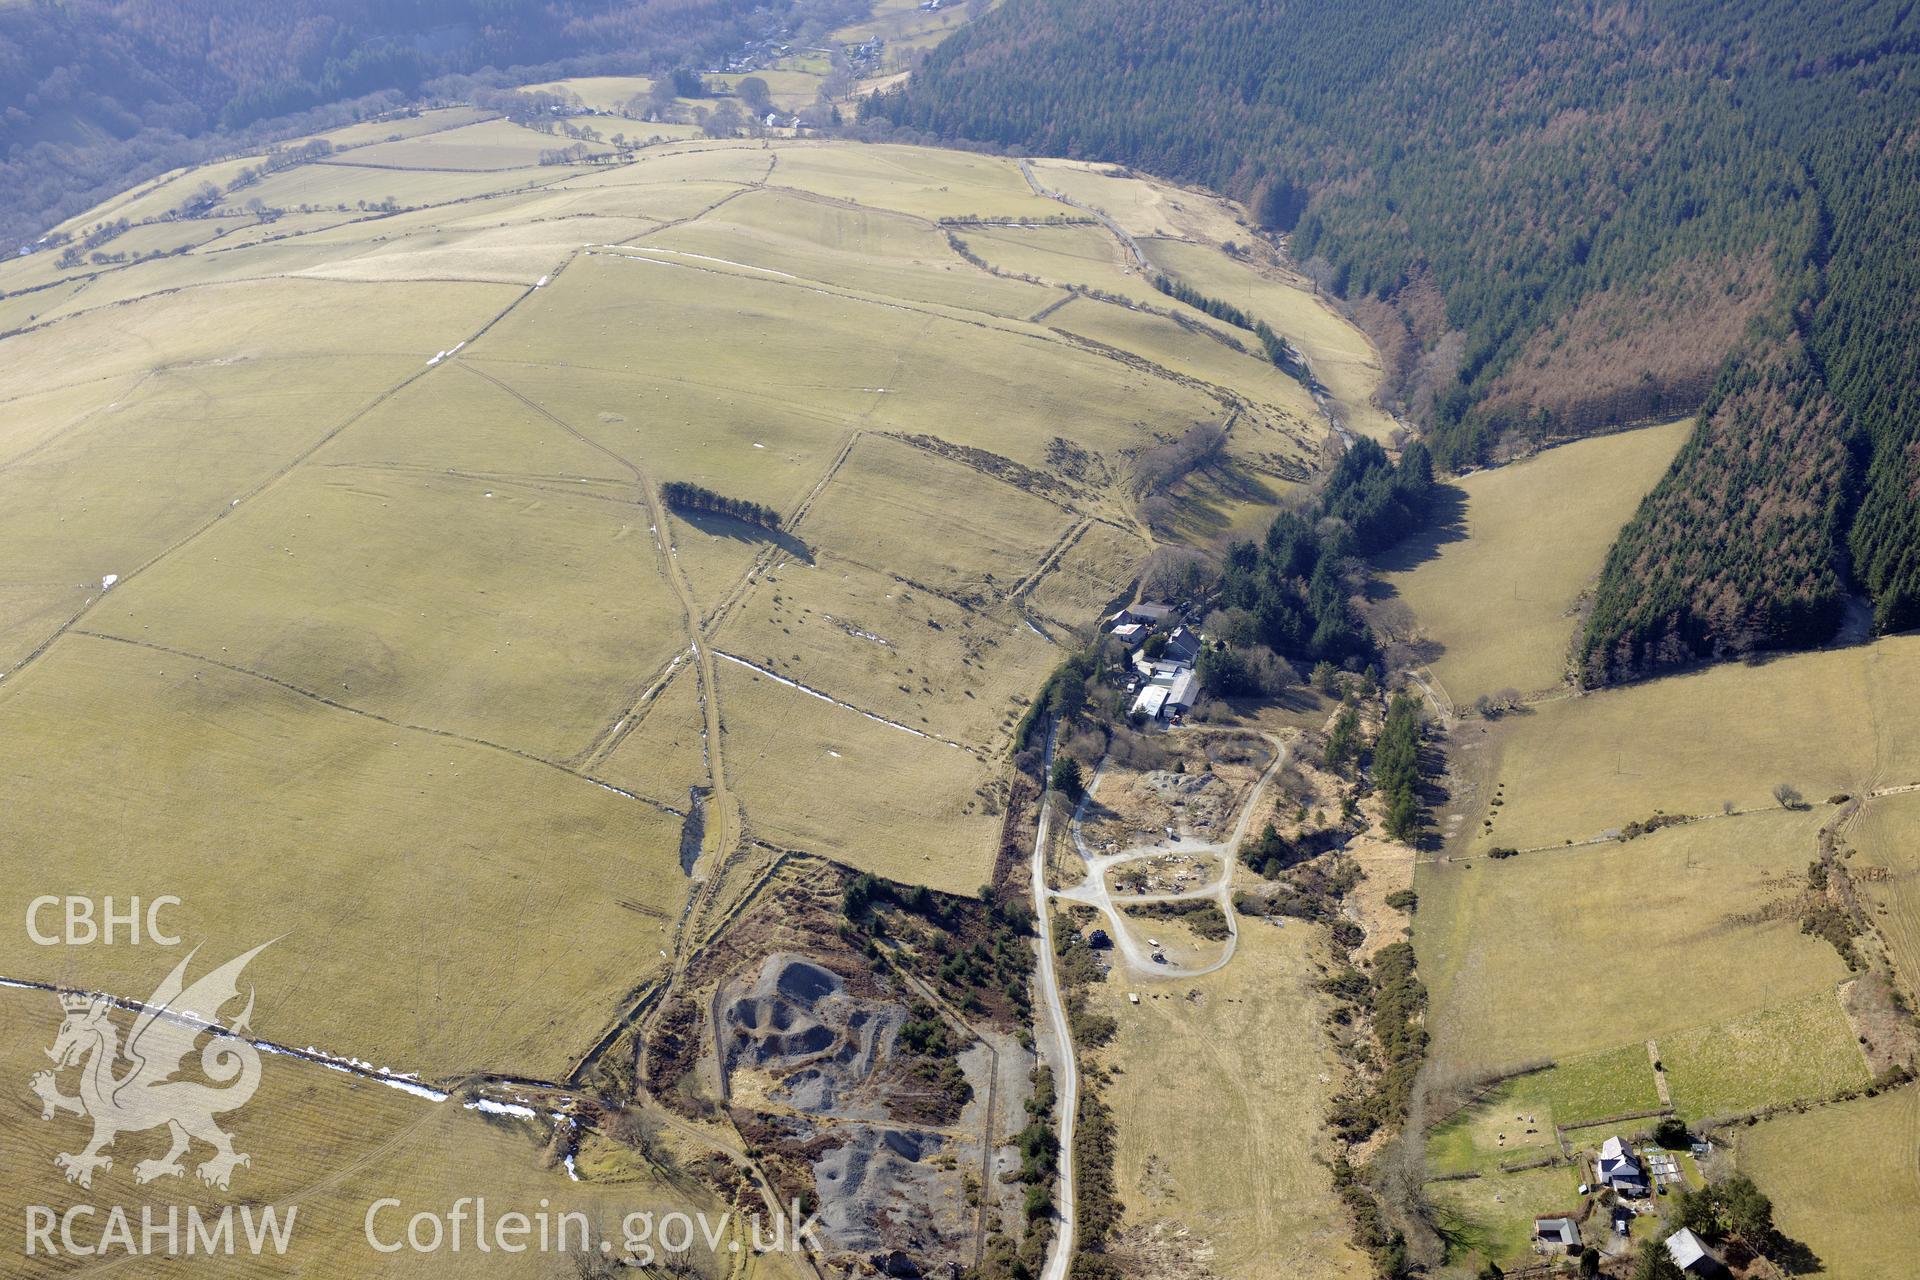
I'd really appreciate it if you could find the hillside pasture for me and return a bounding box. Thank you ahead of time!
[592,660,707,811]
[713,552,1057,750]
[1022,518,1146,632]
[955,222,1162,306]
[1379,418,1693,705]
[0,356,421,671]
[1734,1087,1920,1280]
[1847,789,1920,995]
[1146,237,1400,443]
[768,143,1061,220]
[0,635,684,1080]
[82,465,687,762]
[715,661,1001,895]
[208,160,557,219]
[286,213,655,285]
[1090,909,1370,1279]
[1047,293,1323,430]
[795,433,1079,602]
[1463,635,1920,854]
[1025,158,1247,244]
[646,185,1058,316]
[332,117,614,171]
[1419,808,1847,1074]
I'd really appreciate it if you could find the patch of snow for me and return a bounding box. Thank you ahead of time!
[465,1098,538,1119]
[100,574,118,590]
[251,1042,449,1101]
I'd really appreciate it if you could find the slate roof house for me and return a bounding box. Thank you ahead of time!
[1162,625,1202,664]
[1597,1136,1650,1196]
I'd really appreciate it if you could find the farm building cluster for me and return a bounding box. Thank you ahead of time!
[1526,1134,1731,1274]
[1107,600,1202,725]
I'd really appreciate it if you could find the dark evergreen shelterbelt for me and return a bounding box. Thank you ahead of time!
[869,0,1920,680]
[659,480,783,530]
[1216,438,1435,670]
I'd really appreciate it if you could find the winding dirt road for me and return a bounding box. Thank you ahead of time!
[1056,731,1286,979]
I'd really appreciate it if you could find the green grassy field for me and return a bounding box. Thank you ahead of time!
[1427,1045,1664,1175]
[1380,419,1693,705]
[1734,1087,1920,1280]
[1426,1164,1588,1268]
[1661,989,1870,1118]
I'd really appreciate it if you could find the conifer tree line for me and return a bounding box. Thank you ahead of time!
[660,480,783,530]
[869,0,1920,680]
[1150,273,1309,378]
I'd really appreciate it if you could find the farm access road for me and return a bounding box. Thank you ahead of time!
[1058,730,1287,978]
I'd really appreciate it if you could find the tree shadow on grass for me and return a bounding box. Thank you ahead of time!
[672,506,814,565]
[1370,483,1470,574]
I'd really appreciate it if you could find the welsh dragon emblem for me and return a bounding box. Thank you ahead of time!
[30,943,270,1191]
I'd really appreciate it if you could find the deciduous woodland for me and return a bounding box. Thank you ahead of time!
[868,0,1920,679]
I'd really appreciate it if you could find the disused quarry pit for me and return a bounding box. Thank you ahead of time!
[720,952,983,1273]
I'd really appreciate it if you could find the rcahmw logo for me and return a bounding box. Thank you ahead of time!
[23,942,297,1258]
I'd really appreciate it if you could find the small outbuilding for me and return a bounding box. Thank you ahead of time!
[1113,601,1173,626]
[1110,622,1146,646]
[1131,685,1170,720]
[1533,1217,1580,1253]
[1665,1228,1731,1278]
